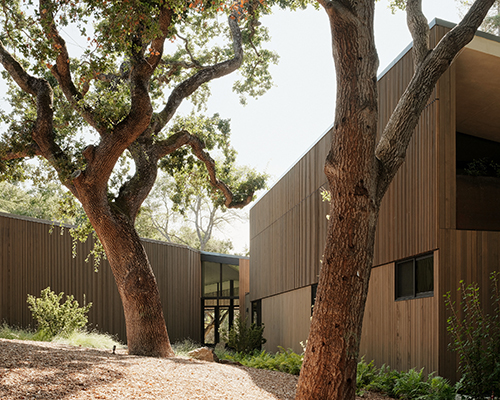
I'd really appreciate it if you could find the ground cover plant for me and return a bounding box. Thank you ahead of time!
[356,359,455,400]
[217,347,455,400]
[0,323,123,349]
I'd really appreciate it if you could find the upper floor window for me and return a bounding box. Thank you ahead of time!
[395,253,434,301]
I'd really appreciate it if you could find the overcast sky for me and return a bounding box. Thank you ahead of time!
[213,0,463,253]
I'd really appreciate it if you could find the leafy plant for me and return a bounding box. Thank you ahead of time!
[219,315,266,354]
[27,287,92,340]
[356,359,454,400]
[222,347,303,375]
[445,272,500,398]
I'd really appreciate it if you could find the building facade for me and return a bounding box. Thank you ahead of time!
[249,19,500,382]
[0,211,248,345]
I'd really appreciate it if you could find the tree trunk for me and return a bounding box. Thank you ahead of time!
[79,190,174,357]
[296,1,379,398]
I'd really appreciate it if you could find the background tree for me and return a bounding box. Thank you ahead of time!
[295,0,495,399]
[137,160,256,253]
[459,0,500,33]
[0,0,279,356]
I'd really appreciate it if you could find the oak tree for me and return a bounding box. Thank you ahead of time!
[0,0,275,356]
[295,0,495,399]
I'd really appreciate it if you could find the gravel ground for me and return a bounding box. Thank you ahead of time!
[0,338,393,400]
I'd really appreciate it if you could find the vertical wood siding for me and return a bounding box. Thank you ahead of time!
[249,133,331,301]
[437,229,500,382]
[360,256,439,374]
[0,212,202,344]
[261,286,312,354]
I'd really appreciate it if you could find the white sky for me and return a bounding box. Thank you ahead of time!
[213,0,463,253]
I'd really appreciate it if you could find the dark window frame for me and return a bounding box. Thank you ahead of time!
[251,299,262,326]
[395,253,434,301]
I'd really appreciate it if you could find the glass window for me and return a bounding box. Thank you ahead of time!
[396,260,414,299]
[203,261,220,298]
[252,299,262,326]
[395,254,434,301]
[416,255,434,294]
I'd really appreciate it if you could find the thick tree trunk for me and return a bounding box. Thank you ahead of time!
[79,190,174,357]
[296,1,379,398]
[296,0,494,397]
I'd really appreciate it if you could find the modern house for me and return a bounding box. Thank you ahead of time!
[0,211,248,345]
[249,19,500,382]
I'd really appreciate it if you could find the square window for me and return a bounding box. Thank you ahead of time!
[395,254,434,300]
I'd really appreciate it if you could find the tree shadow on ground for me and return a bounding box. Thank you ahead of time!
[0,339,125,399]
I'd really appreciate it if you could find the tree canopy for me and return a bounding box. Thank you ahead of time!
[0,0,292,356]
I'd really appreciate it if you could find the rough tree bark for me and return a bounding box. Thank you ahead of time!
[295,0,495,398]
[0,1,255,357]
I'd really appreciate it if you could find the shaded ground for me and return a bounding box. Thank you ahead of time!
[0,338,393,399]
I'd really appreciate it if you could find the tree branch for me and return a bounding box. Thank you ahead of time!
[406,0,430,67]
[80,6,173,188]
[375,0,495,199]
[155,130,253,208]
[114,142,159,222]
[153,10,244,131]
[0,143,42,160]
[0,39,75,189]
[39,0,102,134]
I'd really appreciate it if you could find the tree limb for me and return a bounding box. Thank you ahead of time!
[80,6,173,188]
[0,39,75,189]
[153,10,244,131]
[155,130,253,208]
[406,0,430,67]
[0,143,42,160]
[39,0,102,134]
[375,0,495,199]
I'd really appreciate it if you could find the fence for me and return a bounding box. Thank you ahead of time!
[0,212,202,344]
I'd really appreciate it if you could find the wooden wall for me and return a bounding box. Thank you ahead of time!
[0,212,202,344]
[437,229,500,382]
[249,133,331,301]
[360,256,440,374]
[261,286,312,354]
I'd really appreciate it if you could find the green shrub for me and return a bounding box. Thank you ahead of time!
[445,272,500,398]
[219,315,266,354]
[27,287,92,340]
[356,359,454,400]
[222,347,303,375]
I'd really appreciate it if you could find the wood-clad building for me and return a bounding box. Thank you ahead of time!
[0,211,249,345]
[249,19,500,382]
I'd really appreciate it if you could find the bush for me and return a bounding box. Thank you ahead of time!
[27,287,92,340]
[356,359,454,400]
[445,272,500,398]
[219,315,266,354]
[223,347,303,375]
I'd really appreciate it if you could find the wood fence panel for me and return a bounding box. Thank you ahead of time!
[0,212,202,344]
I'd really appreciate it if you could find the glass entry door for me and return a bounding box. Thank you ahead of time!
[201,253,240,345]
